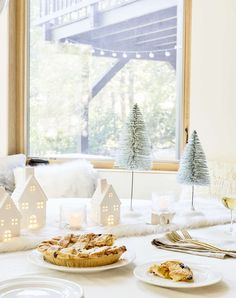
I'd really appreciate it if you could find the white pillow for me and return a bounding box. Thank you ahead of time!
[14,159,97,198]
[0,154,26,193]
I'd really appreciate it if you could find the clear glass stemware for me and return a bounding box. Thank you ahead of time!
[222,196,236,234]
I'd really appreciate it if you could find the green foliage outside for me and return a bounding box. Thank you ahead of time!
[29,1,177,160]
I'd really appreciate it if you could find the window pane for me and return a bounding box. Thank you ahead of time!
[28,0,183,161]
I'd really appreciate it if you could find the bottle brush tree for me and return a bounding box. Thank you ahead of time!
[118,103,152,211]
[177,130,210,211]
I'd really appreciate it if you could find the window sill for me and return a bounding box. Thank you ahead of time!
[27,155,179,172]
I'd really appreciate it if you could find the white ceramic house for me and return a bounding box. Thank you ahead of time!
[91,179,121,226]
[0,187,22,242]
[12,167,48,230]
[151,212,175,225]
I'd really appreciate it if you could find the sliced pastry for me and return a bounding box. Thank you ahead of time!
[149,260,193,282]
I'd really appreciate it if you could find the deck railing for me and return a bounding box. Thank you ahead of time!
[37,0,137,27]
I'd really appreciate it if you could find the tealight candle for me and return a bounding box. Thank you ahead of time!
[158,197,169,211]
[59,201,86,230]
[68,213,82,229]
[152,192,171,212]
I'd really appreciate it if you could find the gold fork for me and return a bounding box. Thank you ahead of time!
[172,231,223,251]
[171,230,236,253]
[181,229,191,239]
[167,231,231,252]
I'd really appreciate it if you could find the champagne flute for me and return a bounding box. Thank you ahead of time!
[222,195,236,233]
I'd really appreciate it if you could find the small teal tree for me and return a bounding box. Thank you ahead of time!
[118,103,152,211]
[177,130,210,211]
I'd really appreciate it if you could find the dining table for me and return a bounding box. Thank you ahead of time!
[1,197,236,297]
[1,222,235,298]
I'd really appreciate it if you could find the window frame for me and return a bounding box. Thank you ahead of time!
[10,0,191,171]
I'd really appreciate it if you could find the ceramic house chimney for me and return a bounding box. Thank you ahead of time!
[100,179,108,193]
[25,166,35,181]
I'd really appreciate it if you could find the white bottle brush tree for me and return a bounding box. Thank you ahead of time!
[118,103,152,211]
[177,130,210,211]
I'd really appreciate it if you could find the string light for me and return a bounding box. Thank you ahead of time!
[65,39,176,58]
[149,52,155,58]
[165,51,171,57]
[93,47,175,57]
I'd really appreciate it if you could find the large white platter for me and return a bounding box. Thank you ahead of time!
[28,250,135,273]
[134,261,222,289]
[0,275,83,298]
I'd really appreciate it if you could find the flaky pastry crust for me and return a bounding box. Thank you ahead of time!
[37,233,127,267]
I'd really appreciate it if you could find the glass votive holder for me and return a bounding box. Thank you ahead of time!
[151,192,176,213]
[59,202,86,230]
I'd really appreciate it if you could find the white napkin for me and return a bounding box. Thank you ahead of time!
[152,236,236,259]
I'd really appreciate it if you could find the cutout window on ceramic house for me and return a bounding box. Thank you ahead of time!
[4,230,12,242]
[11,218,18,226]
[102,206,108,212]
[29,215,37,228]
[5,204,11,210]
[0,220,4,227]
[113,205,119,211]
[107,215,114,225]
[21,202,29,210]
[37,202,44,209]
[30,185,36,192]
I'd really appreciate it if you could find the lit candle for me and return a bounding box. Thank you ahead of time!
[158,197,169,211]
[68,213,82,229]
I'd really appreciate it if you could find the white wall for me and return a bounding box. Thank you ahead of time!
[190,0,236,162]
[0,6,9,155]
[98,169,180,199]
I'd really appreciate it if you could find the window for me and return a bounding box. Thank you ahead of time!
[29,215,37,228]
[5,204,11,210]
[4,230,12,242]
[22,202,29,210]
[107,215,114,225]
[11,218,18,226]
[102,206,108,212]
[108,192,113,198]
[26,0,190,166]
[30,185,36,192]
[113,205,119,211]
[37,201,44,209]
[0,220,4,227]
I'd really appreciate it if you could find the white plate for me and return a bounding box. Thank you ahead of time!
[0,275,83,298]
[28,250,135,273]
[134,261,222,289]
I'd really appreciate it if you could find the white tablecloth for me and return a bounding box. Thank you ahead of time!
[0,225,236,298]
[1,198,236,297]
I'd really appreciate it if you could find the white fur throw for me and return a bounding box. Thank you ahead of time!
[0,197,233,253]
[0,154,26,193]
[14,160,97,198]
